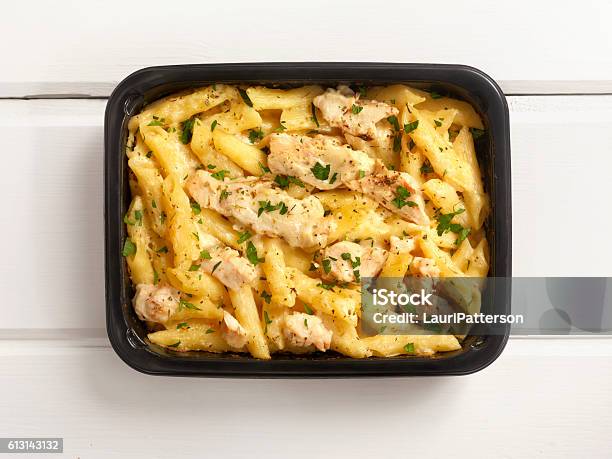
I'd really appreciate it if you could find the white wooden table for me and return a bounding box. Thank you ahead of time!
[1,1,612,457]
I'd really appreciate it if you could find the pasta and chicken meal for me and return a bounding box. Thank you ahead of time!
[123,82,490,359]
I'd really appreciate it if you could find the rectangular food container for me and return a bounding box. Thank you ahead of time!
[105,63,511,377]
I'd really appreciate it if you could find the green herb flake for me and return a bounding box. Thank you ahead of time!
[430,91,443,99]
[180,117,197,144]
[404,342,415,353]
[246,241,264,266]
[391,186,417,209]
[236,231,252,244]
[351,104,363,114]
[179,300,201,311]
[210,169,229,181]
[122,238,136,257]
[239,88,253,107]
[190,200,201,215]
[211,119,218,132]
[304,304,314,315]
[311,103,320,127]
[403,120,419,133]
[393,134,402,153]
[434,119,442,127]
[420,161,434,174]
[248,128,264,144]
[387,115,400,131]
[200,249,212,260]
[156,246,168,254]
[176,322,189,330]
[358,170,365,179]
[167,341,181,348]
[258,162,270,174]
[261,291,272,304]
[311,162,331,181]
[322,258,332,274]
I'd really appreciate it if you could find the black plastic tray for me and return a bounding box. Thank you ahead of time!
[105,63,511,377]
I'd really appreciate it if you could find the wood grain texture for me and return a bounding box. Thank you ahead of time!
[2,0,612,97]
[1,96,611,331]
[0,338,610,458]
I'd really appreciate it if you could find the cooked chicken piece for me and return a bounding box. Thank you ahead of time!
[133,283,180,323]
[268,133,375,190]
[221,310,248,348]
[389,235,416,255]
[283,312,332,352]
[410,257,441,278]
[187,170,334,250]
[321,240,388,283]
[196,233,257,290]
[313,86,398,138]
[346,161,430,225]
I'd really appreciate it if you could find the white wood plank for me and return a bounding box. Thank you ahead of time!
[0,96,610,332]
[0,338,610,459]
[2,0,612,97]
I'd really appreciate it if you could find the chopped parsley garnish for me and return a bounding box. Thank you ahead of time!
[304,304,314,315]
[274,175,304,189]
[274,121,287,132]
[147,119,164,127]
[358,170,366,179]
[246,241,264,265]
[358,86,367,97]
[210,169,229,180]
[248,128,264,144]
[430,91,443,99]
[393,134,402,153]
[317,282,336,290]
[404,342,415,353]
[351,104,363,114]
[258,162,270,174]
[261,291,272,304]
[403,120,419,133]
[420,161,434,174]
[304,318,308,328]
[391,186,417,209]
[180,117,197,144]
[190,200,201,215]
[167,341,181,348]
[341,252,351,261]
[200,249,212,260]
[153,270,159,285]
[205,328,215,334]
[434,119,442,127]
[220,189,231,201]
[436,208,471,245]
[257,200,286,217]
[311,103,319,127]
[152,200,157,209]
[189,264,200,271]
[469,128,486,139]
[236,230,252,244]
[122,238,136,257]
[211,119,218,132]
[387,115,400,131]
[239,88,253,107]
[176,322,189,330]
[329,172,338,184]
[322,258,332,274]
[263,310,273,333]
[156,246,168,254]
[311,162,331,181]
[211,260,222,273]
[179,300,201,311]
